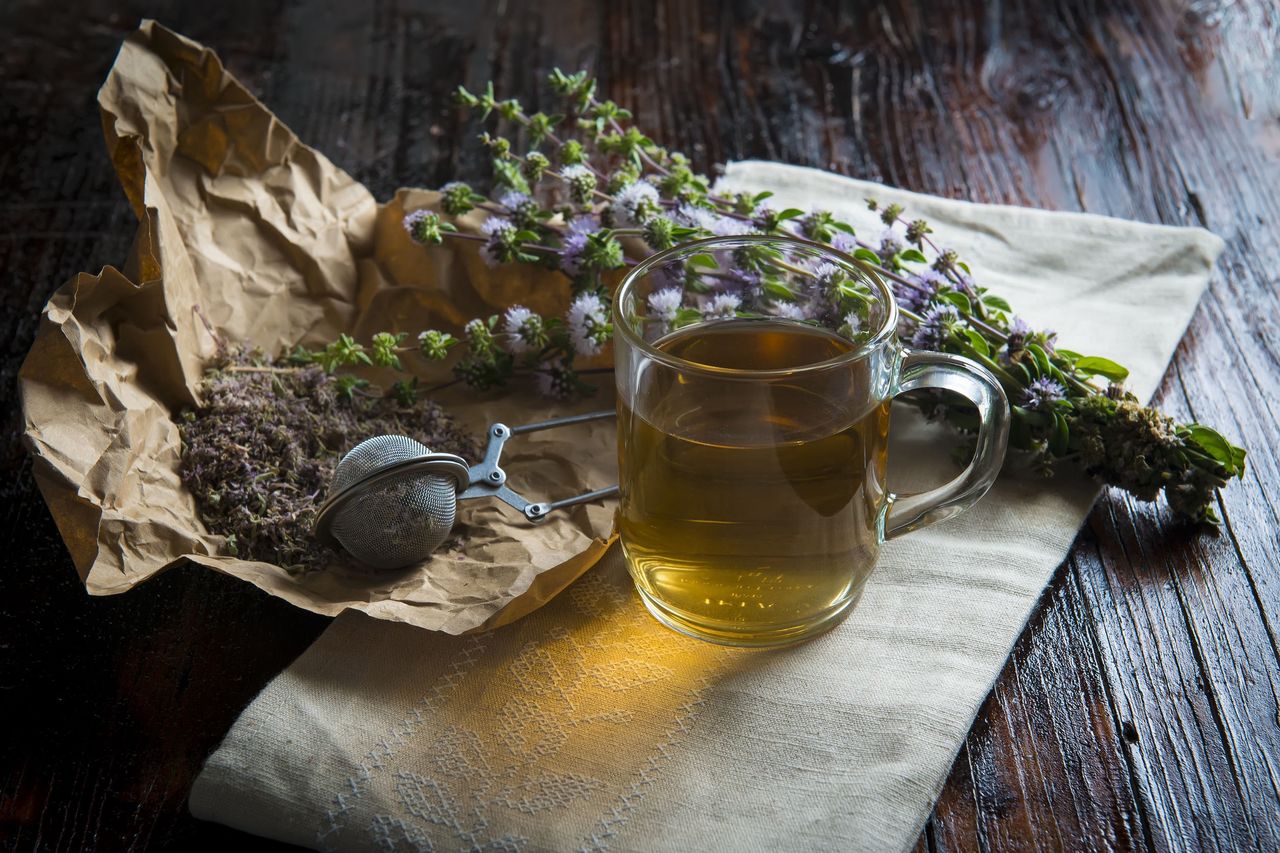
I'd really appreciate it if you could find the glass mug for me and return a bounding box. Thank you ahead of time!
[612,235,1010,647]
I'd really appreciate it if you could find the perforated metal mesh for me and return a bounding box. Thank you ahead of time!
[328,435,459,569]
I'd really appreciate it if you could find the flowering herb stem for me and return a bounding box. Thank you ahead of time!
[375,69,1249,526]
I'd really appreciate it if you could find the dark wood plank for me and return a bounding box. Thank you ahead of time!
[1,0,1278,850]
[0,4,327,850]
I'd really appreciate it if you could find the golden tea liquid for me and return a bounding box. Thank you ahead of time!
[618,320,890,645]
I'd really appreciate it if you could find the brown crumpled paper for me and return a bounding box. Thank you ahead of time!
[18,21,616,635]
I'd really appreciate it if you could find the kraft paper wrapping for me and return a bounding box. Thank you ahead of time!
[17,21,615,635]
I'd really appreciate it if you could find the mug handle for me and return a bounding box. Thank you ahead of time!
[883,349,1011,539]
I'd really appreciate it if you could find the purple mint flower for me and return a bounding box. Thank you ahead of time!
[830,232,857,254]
[895,269,946,313]
[403,209,431,236]
[812,262,843,282]
[1021,377,1067,411]
[558,216,599,277]
[1003,316,1058,363]
[479,216,517,266]
[811,262,847,308]
[498,190,531,210]
[877,227,904,262]
[910,303,960,351]
[724,266,763,307]
[654,259,689,290]
[535,358,576,399]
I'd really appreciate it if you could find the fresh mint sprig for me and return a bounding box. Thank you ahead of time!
[282,69,1244,527]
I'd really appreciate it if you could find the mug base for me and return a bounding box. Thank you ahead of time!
[634,585,861,648]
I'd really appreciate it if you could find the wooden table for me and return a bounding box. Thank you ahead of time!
[3,1,1277,849]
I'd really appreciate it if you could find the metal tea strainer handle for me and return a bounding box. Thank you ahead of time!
[313,410,618,569]
[461,410,621,521]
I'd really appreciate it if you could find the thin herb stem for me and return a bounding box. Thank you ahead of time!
[478,201,567,235]
[225,365,301,375]
[508,151,613,203]
[507,107,608,182]
[440,231,563,256]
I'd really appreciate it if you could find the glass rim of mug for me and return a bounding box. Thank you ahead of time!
[613,234,900,379]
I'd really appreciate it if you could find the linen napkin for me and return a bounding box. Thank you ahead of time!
[188,162,1223,851]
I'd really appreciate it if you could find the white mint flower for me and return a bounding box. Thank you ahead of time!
[674,204,717,231]
[709,216,756,237]
[610,180,660,227]
[674,203,757,237]
[842,310,863,335]
[705,293,741,319]
[647,287,684,321]
[567,292,609,356]
[502,305,537,354]
[774,301,810,321]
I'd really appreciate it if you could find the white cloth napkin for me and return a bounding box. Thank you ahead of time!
[188,163,1223,851]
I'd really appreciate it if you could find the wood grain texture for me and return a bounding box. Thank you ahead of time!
[1,0,1277,850]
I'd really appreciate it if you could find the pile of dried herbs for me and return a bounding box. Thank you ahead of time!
[178,349,480,572]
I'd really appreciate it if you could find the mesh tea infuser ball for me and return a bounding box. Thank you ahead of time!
[314,410,619,569]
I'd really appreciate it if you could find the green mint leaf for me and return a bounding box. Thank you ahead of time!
[673,307,703,328]
[963,328,991,358]
[939,290,973,315]
[1074,356,1130,382]
[898,248,928,264]
[982,294,1011,311]
[853,248,881,265]
[763,278,797,301]
[1186,424,1243,474]
[1050,412,1070,456]
[1027,343,1053,376]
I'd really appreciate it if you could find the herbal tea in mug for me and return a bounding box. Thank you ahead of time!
[613,236,1011,647]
